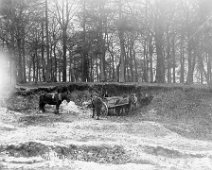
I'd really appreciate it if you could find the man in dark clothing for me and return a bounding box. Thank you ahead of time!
[91,96,108,120]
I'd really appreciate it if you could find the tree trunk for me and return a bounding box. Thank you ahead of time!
[53,44,57,82]
[155,31,165,83]
[17,38,23,83]
[143,40,148,82]
[41,20,46,82]
[186,41,194,84]
[10,22,16,85]
[35,48,38,83]
[180,35,185,83]
[62,28,67,82]
[172,35,176,83]
[32,54,35,82]
[69,49,74,82]
[50,44,53,81]
[98,1,106,82]
[28,60,32,82]
[133,49,138,82]
[186,48,192,84]
[100,44,106,82]
[96,58,99,82]
[22,32,26,83]
[81,0,89,82]
[129,39,134,82]
[207,54,212,84]
[167,35,171,83]
[118,0,125,82]
[45,0,50,82]
[90,52,93,82]
[149,36,153,82]
[118,30,126,82]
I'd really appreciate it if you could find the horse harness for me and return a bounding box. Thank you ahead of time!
[52,93,62,101]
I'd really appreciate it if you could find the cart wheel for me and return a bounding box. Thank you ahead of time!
[101,101,108,117]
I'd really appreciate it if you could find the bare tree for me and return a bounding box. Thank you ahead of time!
[53,0,76,82]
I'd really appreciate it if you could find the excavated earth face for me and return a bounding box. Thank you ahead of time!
[1,90,212,170]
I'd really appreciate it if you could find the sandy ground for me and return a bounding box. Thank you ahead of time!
[0,101,212,170]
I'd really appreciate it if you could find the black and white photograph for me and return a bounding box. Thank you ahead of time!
[0,0,212,169]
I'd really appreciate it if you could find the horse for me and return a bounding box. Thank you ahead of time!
[115,93,138,115]
[39,91,71,114]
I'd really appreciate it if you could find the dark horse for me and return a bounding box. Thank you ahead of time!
[39,92,70,114]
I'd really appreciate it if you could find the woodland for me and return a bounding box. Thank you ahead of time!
[0,0,212,85]
[2,1,212,169]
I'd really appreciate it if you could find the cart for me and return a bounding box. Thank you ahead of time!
[103,96,130,115]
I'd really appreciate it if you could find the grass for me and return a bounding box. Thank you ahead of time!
[2,88,212,169]
[146,90,212,140]
[4,87,212,140]
[1,142,128,164]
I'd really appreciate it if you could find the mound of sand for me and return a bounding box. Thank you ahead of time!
[60,101,82,114]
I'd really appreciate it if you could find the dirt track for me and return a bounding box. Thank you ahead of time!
[1,100,212,170]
